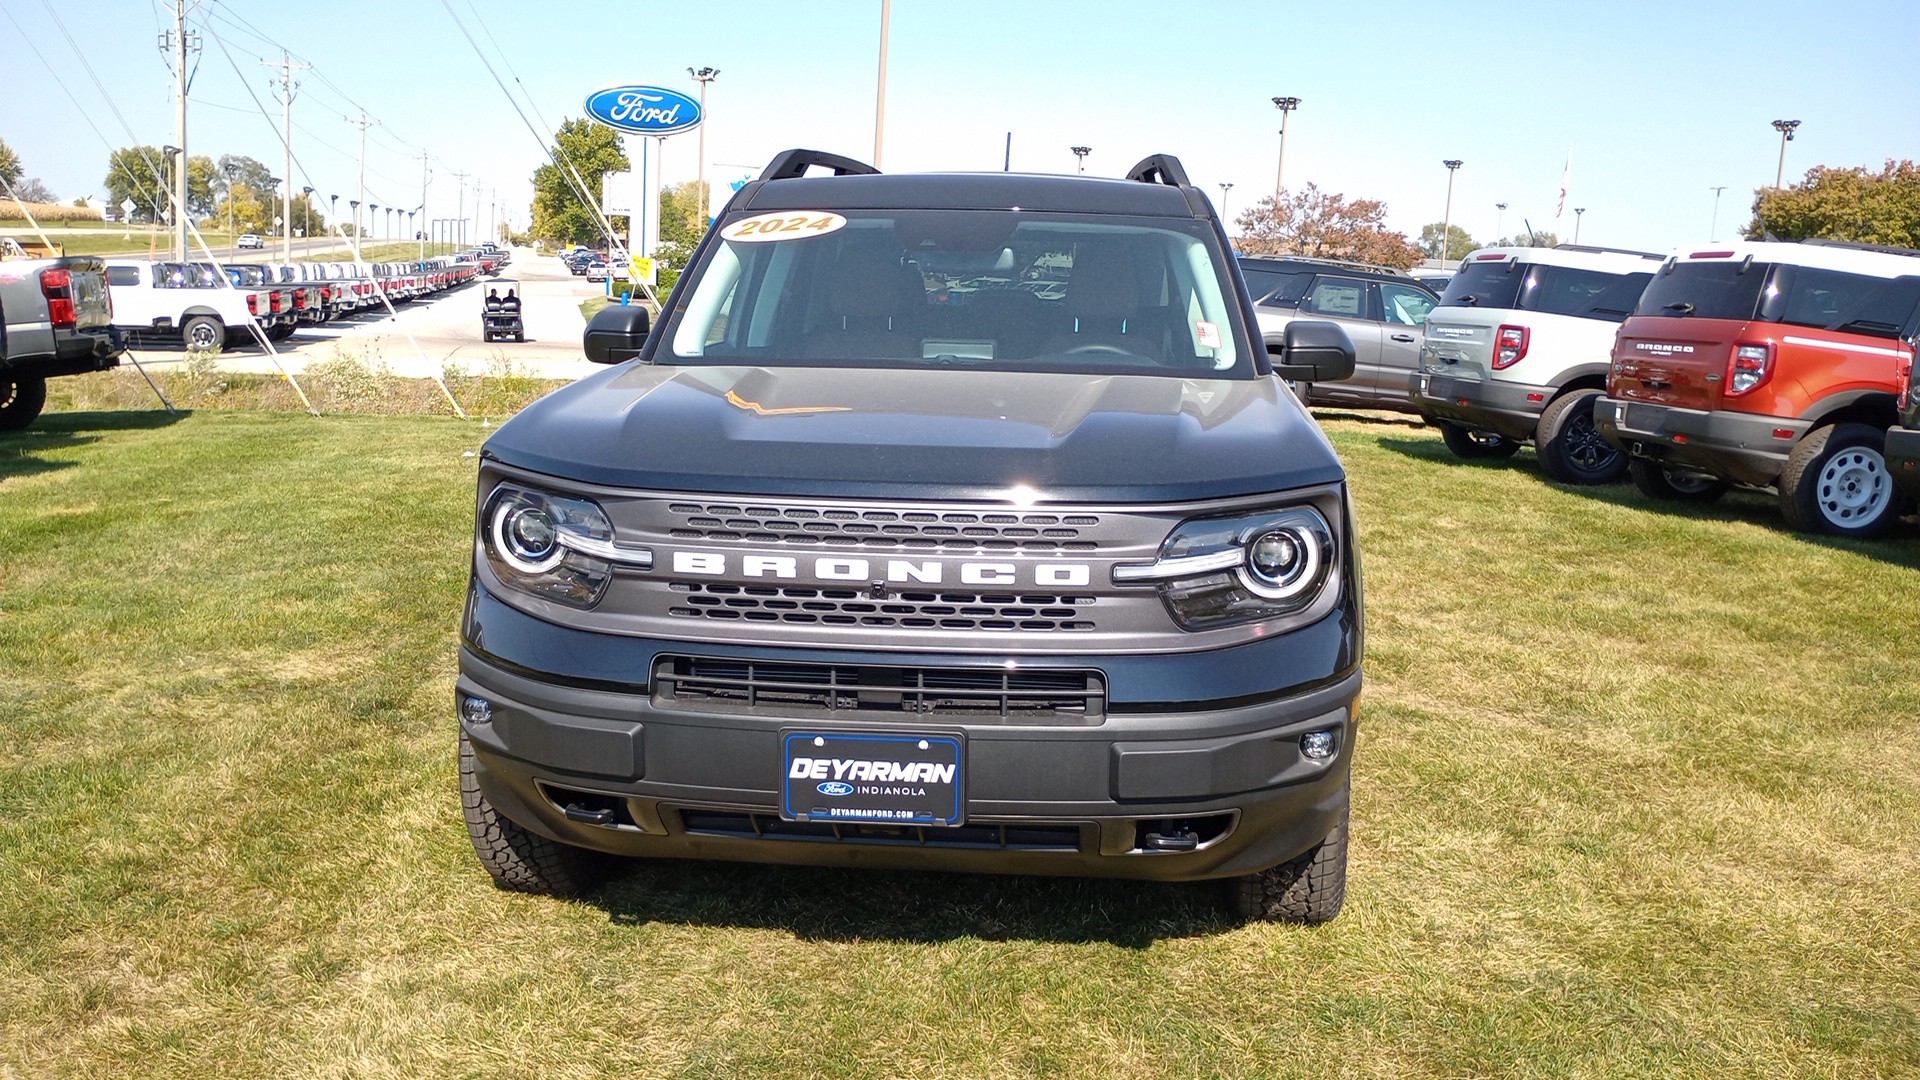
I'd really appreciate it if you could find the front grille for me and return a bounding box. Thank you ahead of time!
[667,583,1098,632]
[652,655,1107,721]
[677,809,1085,851]
[666,502,1102,552]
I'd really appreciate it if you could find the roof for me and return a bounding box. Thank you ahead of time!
[1238,253,1420,280]
[1666,239,1920,278]
[742,172,1203,217]
[1460,245,1666,273]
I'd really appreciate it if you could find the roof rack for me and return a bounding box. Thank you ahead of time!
[1798,237,1920,259]
[757,149,880,181]
[1125,154,1191,188]
[1552,243,1664,260]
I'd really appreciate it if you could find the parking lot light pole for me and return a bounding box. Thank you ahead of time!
[1772,119,1801,188]
[1070,146,1091,175]
[1709,185,1728,242]
[1495,202,1507,243]
[1574,207,1585,244]
[1271,96,1300,205]
[1440,159,1463,270]
[301,186,313,247]
[689,67,719,227]
[223,163,238,244]
[1218,182,1233,221]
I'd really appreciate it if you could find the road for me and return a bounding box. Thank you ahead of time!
[122,248,611,381]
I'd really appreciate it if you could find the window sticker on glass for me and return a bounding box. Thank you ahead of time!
[720,211,848,243]
[1195,320,1222,349]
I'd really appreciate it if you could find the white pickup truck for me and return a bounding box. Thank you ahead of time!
[102,260,286,350]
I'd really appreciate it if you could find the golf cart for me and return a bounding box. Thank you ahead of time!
[482,279,523,343]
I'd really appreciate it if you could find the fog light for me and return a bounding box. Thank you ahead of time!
[461,695,494,725]
[1300,729,1335,761]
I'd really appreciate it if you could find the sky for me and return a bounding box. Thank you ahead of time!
[3,0,1917,253]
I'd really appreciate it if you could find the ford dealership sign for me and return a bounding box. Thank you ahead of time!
[584,85,702,136]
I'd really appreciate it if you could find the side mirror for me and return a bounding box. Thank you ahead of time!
[583,303,652,364]
[1269,320,1355,382]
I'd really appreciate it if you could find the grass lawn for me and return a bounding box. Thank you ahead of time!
[2,406,1917,1078]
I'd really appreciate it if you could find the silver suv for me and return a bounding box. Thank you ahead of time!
[1240,255,1440,413]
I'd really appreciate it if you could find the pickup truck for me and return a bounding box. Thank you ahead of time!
[103,259,284,350]
[456,149,1366,924]
[0,255,122,429]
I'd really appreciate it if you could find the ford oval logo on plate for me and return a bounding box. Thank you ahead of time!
[583,85,703,136]
[817,781,854,797]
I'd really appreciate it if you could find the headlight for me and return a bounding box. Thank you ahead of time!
[1113,506,1337,630]
[481,483,644,608]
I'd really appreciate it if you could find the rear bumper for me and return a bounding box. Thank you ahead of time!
[1595,396,1806,488]
[457,587,1361,882]
[6,326,123,378]
[1410,369,1552,442]
[1887,426,1920,500]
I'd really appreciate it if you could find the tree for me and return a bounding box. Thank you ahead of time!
[186,155,219,219]
[217,154,272,192]
[1235,183,1424,269]
[10,178,55,204]
[1747,160,1920,248]
[105,145,172,223]
[650,179,710,288]
[1418,222,1476,261]
[0,137,22,189]
[529,118,629,245]
[216,182,273,235]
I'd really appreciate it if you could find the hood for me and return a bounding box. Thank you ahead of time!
[484,364,1345,502]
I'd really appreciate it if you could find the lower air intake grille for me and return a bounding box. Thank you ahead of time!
[652,655,1106,722]
[677,809,1084,851]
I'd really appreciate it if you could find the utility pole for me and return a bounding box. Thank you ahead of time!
[420,152,431,262]
[450,169,470,248]
[874,1,890,168]
[261,50,311,261]
[346,113,378,245]
[162,0,200,262]
[689,67,719,227]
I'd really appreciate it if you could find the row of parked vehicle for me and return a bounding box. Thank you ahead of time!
[98,246,507,351]
[1244,238,1920,539]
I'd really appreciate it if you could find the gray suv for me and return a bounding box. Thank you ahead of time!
[1240,255,1439,413]
[457,150,1365,923]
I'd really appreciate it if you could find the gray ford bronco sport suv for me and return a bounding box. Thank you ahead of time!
[457,150,1364,922]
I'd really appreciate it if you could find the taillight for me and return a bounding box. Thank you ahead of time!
[39,267,76,328]
[247,293,260,316]
[1492,324,1530,369]
[1727,343,1773,396]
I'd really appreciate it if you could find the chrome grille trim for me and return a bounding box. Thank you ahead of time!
[652,654,1107,721]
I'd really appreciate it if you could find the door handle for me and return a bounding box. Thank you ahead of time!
[1390,334,1416,342]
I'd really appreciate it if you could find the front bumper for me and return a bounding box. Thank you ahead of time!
[1595,396,1807,488]
[457,587,1360,882]
[1887,426,1920,500]
[1409,369,1553,442]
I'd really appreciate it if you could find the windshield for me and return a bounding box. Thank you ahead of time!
[1439,259,1650,321]
[663,209,1253,377]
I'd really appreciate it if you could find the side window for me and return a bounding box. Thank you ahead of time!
[107,266,139,287]
[1380,283,1436,326]
[1302,276,1367,319]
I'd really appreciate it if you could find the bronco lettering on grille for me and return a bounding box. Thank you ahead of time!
[670,551,1092,587]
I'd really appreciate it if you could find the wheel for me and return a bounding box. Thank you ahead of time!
[266,323,296,343]
[1534,389,1627,484]
[514,332,524,342]
[1778,423,1902,538]
[1225,804,1348,924]
[0,376,48,431]
[1627,458,1729,503]
[460,729,608,897]
[1436,419,1520,459]
[1284,379,1312,406]
[181,315,224,351]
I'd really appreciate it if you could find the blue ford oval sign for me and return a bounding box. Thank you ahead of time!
[584,85,702,136]
[817,781,854,797]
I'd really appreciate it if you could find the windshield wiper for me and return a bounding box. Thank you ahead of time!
[1836,318,1898,334]
[1664,302,1695,315]
[1457,294,1478,306]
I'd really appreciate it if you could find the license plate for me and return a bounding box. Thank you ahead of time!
[782,730,965,826]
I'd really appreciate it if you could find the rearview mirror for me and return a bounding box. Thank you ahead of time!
[583,303,652,364]
[1269,320,1355,382]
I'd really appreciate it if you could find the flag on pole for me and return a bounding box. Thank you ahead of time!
[1556,148,1571,219]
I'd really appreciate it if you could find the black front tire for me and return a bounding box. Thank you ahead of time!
[1627,458,1729,503]
[460,730,608,897]
[1534,389,1626,484]
[1778,423,1903,538]
[0,376,49,431]
[1437,419,1521,459]
[1225,804,1349,924]
[182,315,224,352]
